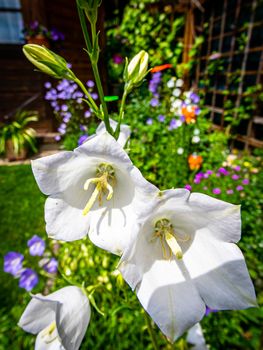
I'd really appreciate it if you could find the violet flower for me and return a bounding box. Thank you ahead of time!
[158,114,165,122]
[78,134,89,146]
[4,252,24,276]
[19,269,39,291]
[213,188,221,195]
[236,185,244,191]
[27,235,45,256]
[43,258,58,274]
[146,118,153,125]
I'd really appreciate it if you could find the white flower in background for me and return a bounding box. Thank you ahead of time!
[185,98,191,105]
[96,119,131,148]
[32,132,157,255]
[119,189,257,342]
[167,78,176,88]
[186,323,208,350]
[192,136,200,144]
[177,147,184,155]
[172,88,181,97]
[18,286,90,350]
[175,78,184,87]
[184,91,192,99]
[194,128,200,135]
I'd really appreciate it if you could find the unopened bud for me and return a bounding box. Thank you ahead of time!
[124,50,149,89]
[23,44,76,80]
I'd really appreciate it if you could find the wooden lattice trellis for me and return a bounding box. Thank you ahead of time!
[193,0,263,149]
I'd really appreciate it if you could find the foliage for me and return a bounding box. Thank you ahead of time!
[0,110,38,155]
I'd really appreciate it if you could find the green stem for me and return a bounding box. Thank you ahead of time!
[144,310,159,350]
[74,78,99,115]
[76,1,112,135]
[89,21,112,134]
[77,5,92,52]
[115,89,128,139]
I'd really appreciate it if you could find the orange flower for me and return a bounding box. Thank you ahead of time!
[182,105,197,124]
[188,154,203,170]
[151,64,173,73]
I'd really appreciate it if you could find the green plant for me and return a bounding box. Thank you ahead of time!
[0,110,38,155]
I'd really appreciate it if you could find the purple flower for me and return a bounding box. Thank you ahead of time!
[86,80,95,88]
[232,174,240,180]
[27,235,45,256]
[4,252,24,276]
[242,179,249,185]
[78,134,89,146]
[150,98,159,107]
[184,184,192,191]
[226,189,234,195]
[236,185,244,191]
[206,170,213,175]
[190,92,200,104]
[51,101,58,108]
[44,82,52,89]
[113,54,124,64]
[61,104,68,112]
[79,124,87,132]
[194,178,201,184]
[168,119,178,130]
[146,118,153,125]
[43,258,58,274]
[85,110,91,118]
[218,167,229,176]
[213,188,221,195]
[19,269,38,291]
[205,306,218,316]
[233,165,241,171]
[91,92,98,100]
[54,135,61,141]
[158,114,165,122]
[66,63,72,69]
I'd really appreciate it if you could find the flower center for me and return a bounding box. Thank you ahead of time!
[82,163,115,216]
[152,218,187,260]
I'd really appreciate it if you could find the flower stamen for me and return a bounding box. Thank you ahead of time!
[82,163,115,216]
[153,219,183,260]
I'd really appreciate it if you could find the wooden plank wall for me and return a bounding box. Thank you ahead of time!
[194,0,263,149]
[0,0,106,132]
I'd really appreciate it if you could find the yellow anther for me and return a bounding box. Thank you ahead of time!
[152,218,186,260]
[164,231,183,260]
[83,186,100,216]
[82,163,115,216]
[41,321,56,338]
[106,183,113,200]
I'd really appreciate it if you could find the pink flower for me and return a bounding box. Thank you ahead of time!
[213,188,221,195]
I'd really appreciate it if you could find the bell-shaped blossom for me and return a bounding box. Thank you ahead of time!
[119,189,257,342]
[186,323,208,350]
[18,286,90,350]
[27,235,46,256]
[43,257,58,274]
[32,132,157,255]
[95,119,130,148]
[4,251,24,276]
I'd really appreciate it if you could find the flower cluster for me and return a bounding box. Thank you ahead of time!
[44,78,98,147]
[3,235,58,292]
[185,161,253,198]
[22,20,65,42]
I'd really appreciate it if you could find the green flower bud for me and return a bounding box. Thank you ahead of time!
[23,44,76,80]
[124,50,149,88]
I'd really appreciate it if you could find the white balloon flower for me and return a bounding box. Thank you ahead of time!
[186,323,208,350]
[32,132,157,255]
[119,189,257,342]
[18,286,90,350]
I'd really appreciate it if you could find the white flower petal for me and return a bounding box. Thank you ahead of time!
[35,329,64,350]
[183,234,257,310]
[19,287,90,350]
[96,119,131,148]
[119,220,206,342]
[186,323,208,350]
[45,196,90,241]
[18,295,58,334]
